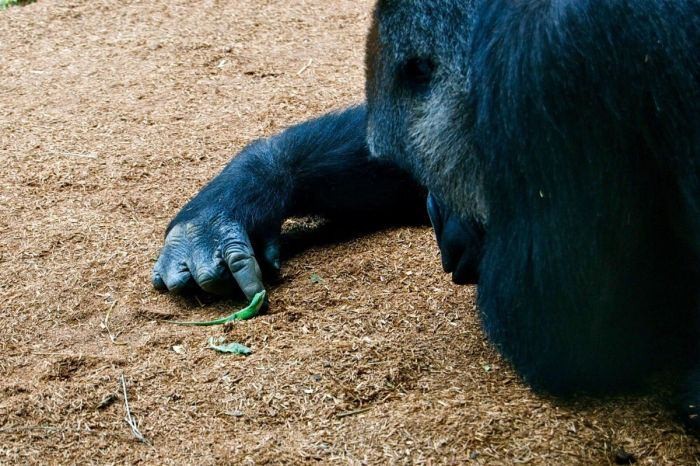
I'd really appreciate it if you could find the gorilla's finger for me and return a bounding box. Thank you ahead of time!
[428,193,465,273]
[426,193,444,240]
[161,262,195,292]
[153,242,188,291]
[154,225,194,291]
[451,250,479,285]
[225,250,265,300]
[438,219,469,273]
[152,269,167,291]
[152,241,173,288]
[221,224,265,300]
[261,236,281,272]
[187,250,237,296]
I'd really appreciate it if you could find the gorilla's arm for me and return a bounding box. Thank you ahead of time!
[152,105,428,298]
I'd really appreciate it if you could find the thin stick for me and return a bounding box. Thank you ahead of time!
[297,58,313,75]
[50,150,98,159]
[120,374,150,445]
[0,425,120,437]
[335,407,372,418]
[0,426,90,433]
[103,302,126,345]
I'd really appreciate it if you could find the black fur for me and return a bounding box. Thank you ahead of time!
[366,0,700,422]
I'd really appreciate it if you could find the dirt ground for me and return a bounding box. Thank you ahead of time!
[1,1,699,464]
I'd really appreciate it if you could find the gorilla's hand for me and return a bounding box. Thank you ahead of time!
[151,105,428,299]
[152,208,280,300]
[427,193,484,285]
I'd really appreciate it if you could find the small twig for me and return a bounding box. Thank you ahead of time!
[102,302,126,345]
[0,423,123,437]
[297,58,313,75]
[50,150,98,159]
[336,407,372,418]
[0,425,89,433]
[120,374,150,445]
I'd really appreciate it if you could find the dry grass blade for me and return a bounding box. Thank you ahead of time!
[49,150,98,159]
[102,301,126,345]
[335,407,372,418]
[120,374,150,446]
[297,58,313,75]
[0,426,89,433]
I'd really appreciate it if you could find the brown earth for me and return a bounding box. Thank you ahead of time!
[1,1,699,464]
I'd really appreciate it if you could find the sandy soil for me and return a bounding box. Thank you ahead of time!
[1,1,699,464]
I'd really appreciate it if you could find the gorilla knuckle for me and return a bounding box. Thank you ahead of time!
[164,275,190,291]
[194,267,223,287]
[151,271,166,290]
[225,252,253,274]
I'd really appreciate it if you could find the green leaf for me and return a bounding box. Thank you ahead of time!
[207,337,252,356]
[165,290,266,326]
[0,0,34,10]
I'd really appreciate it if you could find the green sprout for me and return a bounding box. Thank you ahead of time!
[0,0,34,10]
[166,290,266,326]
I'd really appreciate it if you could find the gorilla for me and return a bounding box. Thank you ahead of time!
[153,0,700,427]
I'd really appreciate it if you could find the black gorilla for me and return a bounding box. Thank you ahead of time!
[153,0,700,426]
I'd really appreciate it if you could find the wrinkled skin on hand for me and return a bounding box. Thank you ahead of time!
[152,211,280,300]
[426,193,484,285]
